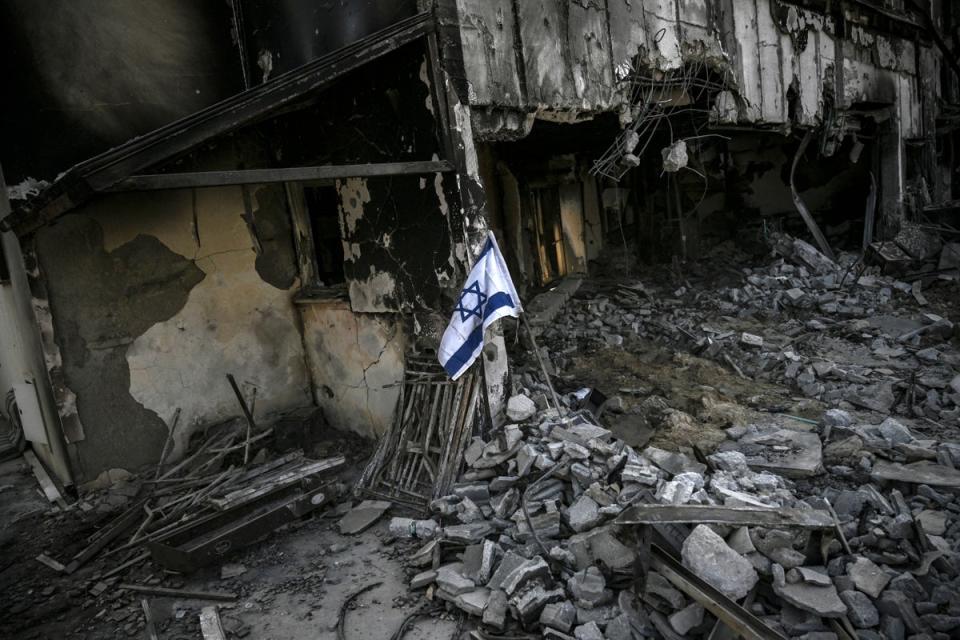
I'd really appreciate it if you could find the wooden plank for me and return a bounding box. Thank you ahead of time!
[119,584,237,602]
[208,456,345,511]
[200,606,228,640]
[106,161,455,192]
[65,500,147,574]
[23,450,66,507]
[141,599,160,640]
[615,504,834,529]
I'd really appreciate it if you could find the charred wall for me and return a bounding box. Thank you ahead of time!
[0,0,243,184]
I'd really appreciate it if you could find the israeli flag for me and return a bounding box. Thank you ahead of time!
[439,231,522,379]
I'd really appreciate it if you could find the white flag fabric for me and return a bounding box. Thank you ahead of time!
[439,231,522,379]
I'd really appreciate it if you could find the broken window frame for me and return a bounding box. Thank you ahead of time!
[284,180,346,298]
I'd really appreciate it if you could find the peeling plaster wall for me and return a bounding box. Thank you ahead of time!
[34,185,311,481]
[299,300,404,438]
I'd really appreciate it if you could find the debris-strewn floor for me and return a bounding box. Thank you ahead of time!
[1,234,958,640]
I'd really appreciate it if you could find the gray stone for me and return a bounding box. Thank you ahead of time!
[840,590,879,628]
[487,551,527,590]
[540,601,577,632]
[916,509,947,536]
[604,614,633,640]
[567,526,636,571]
[682,525,758,601]
[463,540,499,584]
[643,446,707,475]
[493,488,520,519]
[511,586,565,624]
[655,471,704,504]
[848,557,891,598]
[567,566,610,609]
[727,527,756,555]
[410,569,437,589]
[507,395,537,421]
[436,563,475,596]
[876,591,922,633]
[823,409,853,428]
[878,418,913,446]
[567,495,601,533]
[772,564,847,618]
[501,556,551,596]
[482,589,508,630]
[444,521,494,544]
[669,602,705,635]
[921,615,960,632]
[789,567,832,587]
[455,587,490,616]
[573,621,604,640]
[887,572,926,600]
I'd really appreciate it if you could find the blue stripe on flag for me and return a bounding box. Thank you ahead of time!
[440,292,514,378]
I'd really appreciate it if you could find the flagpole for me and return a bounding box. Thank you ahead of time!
[520,313,565,418]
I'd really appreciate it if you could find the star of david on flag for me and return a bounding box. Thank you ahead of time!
[439,231,522,379]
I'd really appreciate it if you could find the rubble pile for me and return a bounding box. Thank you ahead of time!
[401,399,960,638]
[536,234,960,425]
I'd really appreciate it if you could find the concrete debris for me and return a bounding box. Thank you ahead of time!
[681,524,758,600]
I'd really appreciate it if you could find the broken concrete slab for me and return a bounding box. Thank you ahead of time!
[847,557,890,599]
[337,500,391,534]
[772,564,847,618]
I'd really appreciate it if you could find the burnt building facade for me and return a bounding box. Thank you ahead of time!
[0,0,956,488]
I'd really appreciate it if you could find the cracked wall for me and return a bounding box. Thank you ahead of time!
[299,300,404,438]
[34,184,311,481]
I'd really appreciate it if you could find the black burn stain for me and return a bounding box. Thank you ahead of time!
[36,215,204,478]
[252,184,297,290]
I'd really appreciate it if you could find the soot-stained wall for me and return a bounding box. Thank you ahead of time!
[260,47,461,312]
[34,183,312,482]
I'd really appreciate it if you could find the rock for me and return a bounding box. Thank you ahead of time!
[681,525,758,601]
[840,590,879,628]
[567,567,610,609]
[220,563,247,579]
[573,621,604,640]
[824,436,864,464]
[921,615,960,632]
[772,564,847,618]
[727,527,756,555]
[567,495,601,533]
[789,567,832,587]
[463,540,499,584]
[436,564,475,596]
[669,602,705,635]
[643,446,706,475]
[876,591,922,633]
[507,395,537,421]
[741,332,764,348]
[511,586,565,625]
[916,510,947,536]
[410,569,437,589]
[482,589,508,630]
[877,418,913,446]
[338,500,391,534]
[604,613,634,640]
[455,588,490,616]
[540,601,577,632]
[886,573,925,601]
[848,557,890,598]
[567,526,636,571]
[444,521,494,544]
[487,551,527,590]
[823,409,853,428]
[501,556,552,596]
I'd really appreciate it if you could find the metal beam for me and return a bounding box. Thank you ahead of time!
[104,161,455,192]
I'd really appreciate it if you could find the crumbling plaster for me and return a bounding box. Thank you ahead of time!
[36,184,312,479]
[299,300,404,438]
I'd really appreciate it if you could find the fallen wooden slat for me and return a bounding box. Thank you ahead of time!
[119,584,236,601]
[872,460,960,488]
[141,598,160,640]
[23,450,67,508]
[101,551,150,579]
[652,544,787,640]
[36,553,66,573]
[199,605,227,640]
[208,456,345,511]
[615,504,834,529]
[65,499,146,574]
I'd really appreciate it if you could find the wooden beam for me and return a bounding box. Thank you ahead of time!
[104,160,455,192]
